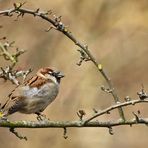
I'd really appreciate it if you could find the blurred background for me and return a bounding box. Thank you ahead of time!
[0,0,148,148]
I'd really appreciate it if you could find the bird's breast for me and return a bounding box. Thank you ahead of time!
[25,82,59,98]
[19,82,59,114]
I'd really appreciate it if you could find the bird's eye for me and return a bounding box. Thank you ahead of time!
[48,71,53,75]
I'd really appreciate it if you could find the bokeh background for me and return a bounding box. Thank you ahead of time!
[0,0,148,148]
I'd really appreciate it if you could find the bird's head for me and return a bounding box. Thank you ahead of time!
[37,67,64,83]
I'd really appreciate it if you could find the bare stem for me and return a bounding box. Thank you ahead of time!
[84,98,148,124]
[0,118,148,128]
[0,42,17,66]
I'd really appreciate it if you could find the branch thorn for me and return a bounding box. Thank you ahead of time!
[108,127,114,135]
[77,110,86,120]
[9,127,27,141]
[63,127,68,139]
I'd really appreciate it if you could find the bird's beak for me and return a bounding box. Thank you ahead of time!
[54,71,65,78]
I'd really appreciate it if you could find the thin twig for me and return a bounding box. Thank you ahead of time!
[0,42,25,68]
[84,98,148,124]
[9,127,27,140]
[63,127,68,139]
[0,66,31,85]
[0,42,17,65]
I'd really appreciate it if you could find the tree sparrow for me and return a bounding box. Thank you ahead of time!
[1,67,64,119]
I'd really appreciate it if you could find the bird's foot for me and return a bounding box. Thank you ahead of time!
[35,112,49,121]
[0,111,9,121]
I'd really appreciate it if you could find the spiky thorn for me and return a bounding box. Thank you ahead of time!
[132,112,140,123]
[92,108,98,113]
[137,85,148,100]
[13,2,26,10]
[13,2,27,20]
[63,127,68,139]
[101,85,113,94]
[44,12,68,32]
[77,110,86,121]
[124,96,131,102]
[108,127,114,135]
[9,127,27,141]
[51,14,69,32]
[77,47,91,66]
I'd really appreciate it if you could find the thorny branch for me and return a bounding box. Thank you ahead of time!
[0,41,31,85]
[0,41,25,68]
[0,3,125,120]
[0,3,148,140]
[84,98,148,124]
[0,98,147,128]
[0,66,32,85]
[76,49,91,66]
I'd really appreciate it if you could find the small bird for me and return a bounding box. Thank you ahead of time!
[1,67,64,119]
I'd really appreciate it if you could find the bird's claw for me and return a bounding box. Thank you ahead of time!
[0,112,9,121]
[36,113,49,121]
[0,116,9,121]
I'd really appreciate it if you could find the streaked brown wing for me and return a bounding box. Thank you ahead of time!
[25,75,38,86]
[2,84,26,116]
[1,74,50,116]
[2,96,26,116]
[2,85,20,111]
[26,75,48,88]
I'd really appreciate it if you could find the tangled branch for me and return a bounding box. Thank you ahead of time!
[0,3,147,140]
[0,2,125,120]
[0,41,25,67]
[0,40,31,85]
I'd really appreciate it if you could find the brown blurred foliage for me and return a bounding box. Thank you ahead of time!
[0,0,148,148]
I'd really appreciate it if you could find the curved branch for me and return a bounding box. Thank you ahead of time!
[84,98,148,124]
[0,5,125,120]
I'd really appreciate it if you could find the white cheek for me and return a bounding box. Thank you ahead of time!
[47,75,58,85]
